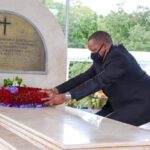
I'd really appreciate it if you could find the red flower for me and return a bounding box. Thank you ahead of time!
[0,87,48,105]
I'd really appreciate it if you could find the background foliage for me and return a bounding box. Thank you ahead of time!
[42,0,150,51]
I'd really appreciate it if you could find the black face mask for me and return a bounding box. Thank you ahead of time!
[91,52,103,63]
[90,44,104,63]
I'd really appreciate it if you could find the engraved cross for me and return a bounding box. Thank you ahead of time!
[0,17,11,35]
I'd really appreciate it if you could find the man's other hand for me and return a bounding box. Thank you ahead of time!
[41,94,67,106]
[40,88,59,100]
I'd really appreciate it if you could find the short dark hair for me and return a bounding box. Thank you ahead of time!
[88,31,113,44]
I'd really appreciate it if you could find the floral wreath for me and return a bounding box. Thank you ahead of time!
[0,77,48,108]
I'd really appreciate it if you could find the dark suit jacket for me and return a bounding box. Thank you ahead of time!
[56,45,150,126]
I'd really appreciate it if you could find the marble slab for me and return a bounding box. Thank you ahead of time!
[0,125,40,150]
[140,122,150,131]
[0,106,150,150]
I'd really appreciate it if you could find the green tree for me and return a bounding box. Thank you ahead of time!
[98,9,134,45]
[68,4,98,48]
[128,24,150,51]
[69,61,92,78]
[98,6,150,51]
[42,1,150,51]
[42,0,98,48]
[42,0,65,29]
[41,0,54,7]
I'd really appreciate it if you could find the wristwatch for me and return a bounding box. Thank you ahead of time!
[65,92,72,100]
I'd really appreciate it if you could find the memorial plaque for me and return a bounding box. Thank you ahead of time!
[0,12,46,73]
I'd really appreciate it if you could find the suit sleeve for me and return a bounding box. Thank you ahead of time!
[56,65,96,93]
[69,57,127,100]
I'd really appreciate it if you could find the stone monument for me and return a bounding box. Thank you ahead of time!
[0,0,67,88]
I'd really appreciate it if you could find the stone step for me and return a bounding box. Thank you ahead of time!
[0,125,40,150]
[0,112,62,150]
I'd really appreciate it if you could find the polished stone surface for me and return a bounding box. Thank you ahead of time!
[140,122,150,131]
[0,106,150,150]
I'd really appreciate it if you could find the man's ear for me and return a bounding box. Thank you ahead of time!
[104,42,111,49]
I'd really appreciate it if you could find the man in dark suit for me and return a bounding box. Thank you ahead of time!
[42,31,150,126]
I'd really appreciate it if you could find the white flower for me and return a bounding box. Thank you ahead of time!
[20,83,25,87]
[12,81,19,86]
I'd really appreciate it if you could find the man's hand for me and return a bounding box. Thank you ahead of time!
[40,88,59,100]
[41,94,67,106]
